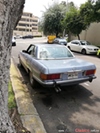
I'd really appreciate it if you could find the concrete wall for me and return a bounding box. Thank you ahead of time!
[71,22,100,46]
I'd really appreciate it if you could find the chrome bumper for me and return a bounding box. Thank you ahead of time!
[37,76,96,87]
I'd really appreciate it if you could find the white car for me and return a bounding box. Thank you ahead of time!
[67,40,99,54]
[12,36,16,46]
[18,44,96,89]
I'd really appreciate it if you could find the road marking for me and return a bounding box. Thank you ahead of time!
[84,83,89,86]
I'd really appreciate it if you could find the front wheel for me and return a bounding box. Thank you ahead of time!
[81,49,86,55]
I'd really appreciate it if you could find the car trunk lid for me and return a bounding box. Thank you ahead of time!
[39,58,95,74]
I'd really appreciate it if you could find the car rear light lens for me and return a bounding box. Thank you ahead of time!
[85,69,96,76]
[40,73,60,80]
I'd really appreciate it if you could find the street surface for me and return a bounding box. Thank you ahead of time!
[11,37,100,133]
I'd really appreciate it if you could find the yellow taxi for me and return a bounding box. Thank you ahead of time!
[47,35,56,43]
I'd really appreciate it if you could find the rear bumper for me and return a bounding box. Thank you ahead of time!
[37,76,96,87]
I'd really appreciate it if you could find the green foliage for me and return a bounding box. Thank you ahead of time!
[93,0,100,22]
[40,3,67,36]
[80,0,95,24]
[39,0,100,39]
[8,81,16,109]
[80,0,100,23]
[38,21,43,32]
[63,7,89,39]
[63,0,100,39]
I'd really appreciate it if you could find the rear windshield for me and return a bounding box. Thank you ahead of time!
[38,46,73,59]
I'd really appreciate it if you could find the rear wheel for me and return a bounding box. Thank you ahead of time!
[81,49,86,55]
[29,71,38,88]
[18,58,22,67]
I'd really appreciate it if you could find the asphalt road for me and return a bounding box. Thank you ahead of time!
[11,37,100,133]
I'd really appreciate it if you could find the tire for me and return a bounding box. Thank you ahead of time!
[18,58,22,67]
[12,42,16,46]
[29,71,38,88]
[81,49,86,55]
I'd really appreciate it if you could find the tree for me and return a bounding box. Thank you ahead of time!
[40,3,67,37]
[80,0,100,23]
[94,0,100,22]
[0,0,25,132]
[63,7,89,40]
[79,0,95,24]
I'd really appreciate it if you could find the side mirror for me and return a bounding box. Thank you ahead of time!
[22,50,27,53]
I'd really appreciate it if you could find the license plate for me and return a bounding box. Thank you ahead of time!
[68,72,78,79]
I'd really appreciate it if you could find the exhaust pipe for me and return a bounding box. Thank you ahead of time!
[89,77,93,82]
[55,86,61,92]
[53,80,61,92]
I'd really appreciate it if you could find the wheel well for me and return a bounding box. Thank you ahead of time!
[27,68,31,74]
[82,48,86,51]
[81,48,86,54]
[28,69,34,79]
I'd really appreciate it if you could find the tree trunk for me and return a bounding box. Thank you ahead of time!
[0,0,25,132]
[56,32,59,37]
[77,34,80,40]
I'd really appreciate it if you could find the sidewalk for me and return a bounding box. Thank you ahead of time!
[10,59,47,133]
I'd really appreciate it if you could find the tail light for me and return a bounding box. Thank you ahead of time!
[85,69,96,76]
[40,73,60,80]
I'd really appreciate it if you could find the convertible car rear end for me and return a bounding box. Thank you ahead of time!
[18,44,96,88]
[37,59,96,86]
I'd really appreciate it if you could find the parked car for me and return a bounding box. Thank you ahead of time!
[12,36,16,46]
[67,40,99,54]
[16,35,22,39]
[47,35,56,43]
[18,44,96,90]
[22,35,34,39]
[53,38,67,46]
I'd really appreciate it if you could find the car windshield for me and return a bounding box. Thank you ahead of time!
[38,46,73,59]
[59,40,66,43]
[80,41,91,45]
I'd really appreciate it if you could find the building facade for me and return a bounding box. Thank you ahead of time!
[13,12,42,37]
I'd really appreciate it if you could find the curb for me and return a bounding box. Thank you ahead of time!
[10,59,47,133]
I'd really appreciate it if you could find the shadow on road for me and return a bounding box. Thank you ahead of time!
[17,64,100,133]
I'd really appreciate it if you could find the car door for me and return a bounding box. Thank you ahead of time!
[69,41,77,51]
[26,46,40,78]
[73,41,81,52]
[25,45,37,70]
[20,45,35,72]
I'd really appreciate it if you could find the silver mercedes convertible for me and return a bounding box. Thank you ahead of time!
[18,44,96,90]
